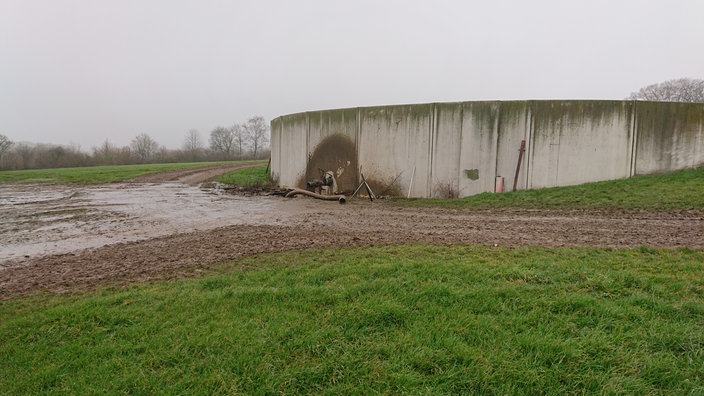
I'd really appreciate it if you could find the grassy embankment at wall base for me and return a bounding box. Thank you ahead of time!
[400,166,704,211]
[1,245,703,394]
[222,165,704,211]
[0,161,253,184]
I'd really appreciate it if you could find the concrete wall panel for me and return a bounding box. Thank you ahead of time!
[358,104,433,197]
[269,117,282,183]
[458,102,500,197]
[276,113,309,189]
[635,101,704,174]
[496,102,530,192]
[431,103,463,197]
[305,108,359,192]
[529,101,633,189]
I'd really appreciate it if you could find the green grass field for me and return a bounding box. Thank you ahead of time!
[216,165,272,187]
[0,162,245,184]
[1,245,703,394]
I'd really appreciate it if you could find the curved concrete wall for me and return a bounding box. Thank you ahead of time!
[270,100,704,198]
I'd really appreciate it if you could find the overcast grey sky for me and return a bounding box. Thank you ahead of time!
[1,0,702,150]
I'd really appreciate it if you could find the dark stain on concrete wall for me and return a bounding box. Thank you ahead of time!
[299,133,359,193]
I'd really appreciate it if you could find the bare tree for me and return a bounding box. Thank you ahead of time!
[92,140,116,165]
[243,116,269,159]
[183,129,203,161]
[10,143,35,169]
[33,143,89,169]
[130,133,160,163]
[209,126,235,158]
[183,129,202,151]
[0,134,13,169]
[231,123,247,160]
[628,78,704,103]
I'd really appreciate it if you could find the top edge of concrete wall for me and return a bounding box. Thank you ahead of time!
[272,99,703,122]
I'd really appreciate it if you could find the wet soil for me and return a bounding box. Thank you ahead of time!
[1,164,703,299]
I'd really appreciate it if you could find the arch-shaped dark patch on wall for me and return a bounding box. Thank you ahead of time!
[298,134,358,193]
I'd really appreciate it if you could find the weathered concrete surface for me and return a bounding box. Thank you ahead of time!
[358,104,433,196]
[459,102,502,196]
[528,101,634,189]
[271,100,704,198]
[299,109,358,192]
[635,101,704,175]
[271,113,307,187]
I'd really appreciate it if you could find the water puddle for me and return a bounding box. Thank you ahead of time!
[0,183,338,264]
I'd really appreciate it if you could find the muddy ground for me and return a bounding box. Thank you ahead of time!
[1,164,702,299]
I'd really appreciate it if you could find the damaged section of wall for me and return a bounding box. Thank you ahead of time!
[271,100,704,198]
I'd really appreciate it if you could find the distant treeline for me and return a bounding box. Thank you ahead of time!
[0,141,270,171]
[0,116,270,170]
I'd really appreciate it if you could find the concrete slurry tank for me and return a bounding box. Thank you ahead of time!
[270,100,704,198]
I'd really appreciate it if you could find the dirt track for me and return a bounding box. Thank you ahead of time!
[1,164,702,299]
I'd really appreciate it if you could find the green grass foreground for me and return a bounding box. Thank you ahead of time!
[402,166,704,211]
[216,165,271,187]
[0,162,244,184]
[2,245,703,394]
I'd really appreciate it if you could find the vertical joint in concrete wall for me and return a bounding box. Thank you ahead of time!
[525,106,533,191]
[306,112,310,165]
[492,105,501,180]
[457,104,465,196]
[427,104,437,197]
[356,107,362,185]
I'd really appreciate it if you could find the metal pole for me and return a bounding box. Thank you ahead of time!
[407,166,416,198]
[512,140,526,192]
